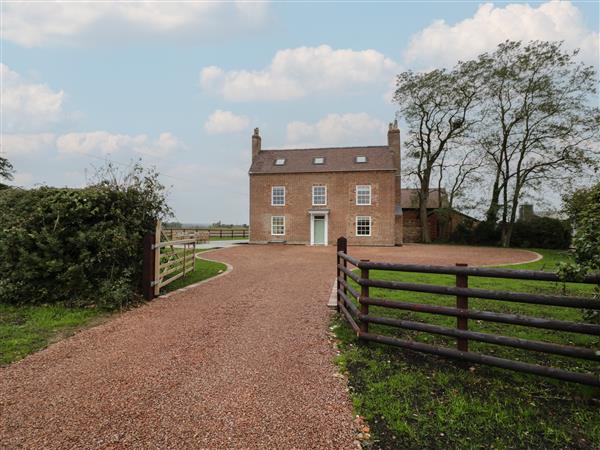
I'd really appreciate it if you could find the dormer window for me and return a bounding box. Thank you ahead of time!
[355,155,367,163]
[274,158,286,166]
[313,157,325,165]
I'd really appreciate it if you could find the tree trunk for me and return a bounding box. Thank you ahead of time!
[502,188,521,248]
[486,168,502,223]
[419,189,431,243]
[500,222,512,247]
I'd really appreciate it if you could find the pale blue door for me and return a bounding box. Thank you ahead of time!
[314,216,325,244]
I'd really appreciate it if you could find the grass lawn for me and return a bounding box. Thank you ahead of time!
[209,236,248,241]
[0,304,109,365]
[334,248,600,449]
[2,250,227,366]
[160,254,227,294]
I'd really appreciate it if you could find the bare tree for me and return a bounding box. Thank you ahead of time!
[477,41,600,246]
[394,61,481,242]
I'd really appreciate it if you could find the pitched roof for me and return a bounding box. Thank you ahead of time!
[249,146,396,174]
[401,188,448,209]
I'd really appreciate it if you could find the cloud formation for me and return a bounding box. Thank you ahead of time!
[1,64,65,132]
[404,1,599,68]
[204,110,250,134]
[286,113,388,147]
[56,131,185,158]
[1,2,270,47]
[200,45,398,101]
[1,133,56,157]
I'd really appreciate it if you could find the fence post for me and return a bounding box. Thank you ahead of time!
[193,241,197,272]
[142,233,155,300]
[456,263,469,352]
[336,237,347,312]
[153,220,161,297]
[183,243,187,277]
[360,259,370,334]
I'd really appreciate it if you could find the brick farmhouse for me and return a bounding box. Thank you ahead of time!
[249,123,403,246]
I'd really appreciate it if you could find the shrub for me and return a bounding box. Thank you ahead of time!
[511,216,572,249]
[560,182,600,324]
[0,164,170,308]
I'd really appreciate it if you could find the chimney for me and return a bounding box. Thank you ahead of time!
[388,120,401,206]
[252,127,261,160]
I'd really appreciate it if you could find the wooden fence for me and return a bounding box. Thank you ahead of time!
[163,228,248,240]
[142,222,198,299]
[335,237,600,386]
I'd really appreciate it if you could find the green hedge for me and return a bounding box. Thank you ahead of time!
[449,217,571,249]
[0,186,158,308]
[511,216,572,249]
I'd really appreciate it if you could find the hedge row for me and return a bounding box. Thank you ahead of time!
[450,216,572,249]
[0,186,158,307]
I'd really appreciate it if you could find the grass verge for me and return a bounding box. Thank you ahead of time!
[2,251,227,366]
[160,255,227,294]
[209,236,248,241]
[333,248,600,449]
[0,304,109,365]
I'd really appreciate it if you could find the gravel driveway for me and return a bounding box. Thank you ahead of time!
[0,244,536,449]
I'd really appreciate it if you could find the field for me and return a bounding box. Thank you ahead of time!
[333,249,600,449]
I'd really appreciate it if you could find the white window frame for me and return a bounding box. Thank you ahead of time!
[355,155,367,163]
[356,216,372,237]
[274,158,286,166]
[313,156,325,165]
[271,216,285,236]
[271,186,285,206]
[312,185,327,206]
[356,185,372,206]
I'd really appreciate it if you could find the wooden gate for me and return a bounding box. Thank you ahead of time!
[143,221,197,298]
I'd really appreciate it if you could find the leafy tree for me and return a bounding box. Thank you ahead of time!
[0,156,14,189]
[476,41,599,247]
[394,62,482,242]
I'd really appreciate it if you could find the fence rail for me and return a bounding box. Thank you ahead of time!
[163,227,249,240]
[335,236,600,387]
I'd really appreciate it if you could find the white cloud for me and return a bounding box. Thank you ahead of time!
[1,2,270,47]
[285,113,388,147]
[204,110,250,134]
[56,131,185,158]
[200,45,399,101]
[404,1,599,68]
[1,64,65,132]
[1,133,56,157]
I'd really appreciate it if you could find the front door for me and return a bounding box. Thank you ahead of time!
[313,215,326,245]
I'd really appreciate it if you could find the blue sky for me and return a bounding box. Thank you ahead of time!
[2,1,598,224]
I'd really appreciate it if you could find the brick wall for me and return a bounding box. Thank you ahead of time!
[249,171,396,246]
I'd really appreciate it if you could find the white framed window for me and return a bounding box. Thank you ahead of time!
[355,155,367,163]
[271,216,285,235]
[312,185,327,206]
[274,158,286,166]
[356,185,372,205]
[271,186,285,206]
[356,216,371,236]
[313,156,325,165]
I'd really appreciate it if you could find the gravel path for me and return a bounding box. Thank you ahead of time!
[0,244,535,449]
